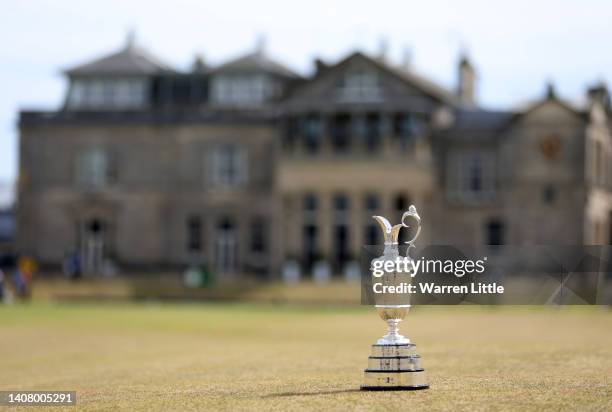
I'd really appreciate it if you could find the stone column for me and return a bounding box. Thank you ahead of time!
[351,191,364,260]
[283,193,301,261]
[353,112,366,153]
[319,192,332,263]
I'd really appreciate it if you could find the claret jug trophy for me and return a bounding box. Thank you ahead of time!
[361,205,429,390]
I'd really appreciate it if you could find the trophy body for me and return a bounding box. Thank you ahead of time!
[361,206,429,391]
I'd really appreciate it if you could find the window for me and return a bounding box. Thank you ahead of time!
[76,147,113,189]
[334,193,350,211]
[449,151,496,202]
[393,194,410,244]
[393,113,419,147]
[304,194,318,211]
[334,224,350,270]
[67,77,147,109]
[303,224,318,271]
[334,193,350,226]
[393,194,409,213]
[364,193,379,212]
[365,113,381,151]
[331,113,351,153]
[210,144,247,187]
[542,185,557,205]
[69,80,86,107]
[211,74,272,105]
[303,193,318,224]
[304,115,322,153]
[365,224,379,246]
[187,216,202,252]
[486,220,505,246]
[338,69,381,101]
[250,218,267,254]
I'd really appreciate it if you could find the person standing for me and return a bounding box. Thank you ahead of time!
[17,255,37,300]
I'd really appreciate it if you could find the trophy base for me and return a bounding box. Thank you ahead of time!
[361,385,429,391]
[362,344,429,391]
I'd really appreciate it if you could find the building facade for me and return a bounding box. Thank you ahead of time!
[17,36,612,277]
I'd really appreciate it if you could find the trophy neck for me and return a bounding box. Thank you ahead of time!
[383,243,399,257]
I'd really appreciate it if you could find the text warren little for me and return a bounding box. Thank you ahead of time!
[373,282,505,294]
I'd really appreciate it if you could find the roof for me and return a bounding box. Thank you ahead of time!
[211,50,299,78]
[383,58,463,107]
[65,37,175,76]
[441,109,513,140]
[284,51,463,110]
[452,110,513,131]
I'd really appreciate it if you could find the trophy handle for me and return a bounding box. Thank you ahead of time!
[401,205,421,246]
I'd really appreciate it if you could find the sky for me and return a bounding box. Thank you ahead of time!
[2,0,612,204]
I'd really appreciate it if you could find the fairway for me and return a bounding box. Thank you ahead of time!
[1,303,611,411]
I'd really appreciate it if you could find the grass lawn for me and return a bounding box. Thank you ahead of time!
[0,303,611,411]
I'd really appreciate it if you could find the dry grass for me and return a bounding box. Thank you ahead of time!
[30,277,362,304]
[0,303,611,411]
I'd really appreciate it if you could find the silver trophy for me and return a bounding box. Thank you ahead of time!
[362,205,429,390]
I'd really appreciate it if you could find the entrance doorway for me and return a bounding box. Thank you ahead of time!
[215,218,237,274]
[79,218,107,274]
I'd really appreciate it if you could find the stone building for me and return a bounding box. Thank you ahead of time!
[17,36,612,277]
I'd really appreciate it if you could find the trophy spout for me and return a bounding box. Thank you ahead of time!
[372,215,403,245]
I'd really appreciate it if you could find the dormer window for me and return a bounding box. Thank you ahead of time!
[211,74,274,105]
[67,77,147,109]
[338,69,381,102]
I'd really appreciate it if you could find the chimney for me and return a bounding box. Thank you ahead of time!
[587,81,610,110]
[255,33,266,56]
[192,54,207,72]
[457,54,476,106]
[314,58,328,76]
[378,37,389,62]
[125,28,136,50]
[401,46,412,69]
[545,81,557,99]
